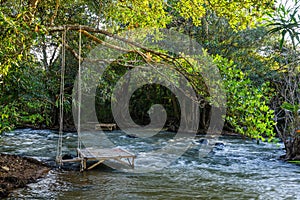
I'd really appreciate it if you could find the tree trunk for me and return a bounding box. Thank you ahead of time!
[285,136,300,160]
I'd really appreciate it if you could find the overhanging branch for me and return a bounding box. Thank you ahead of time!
[48,25,174,60]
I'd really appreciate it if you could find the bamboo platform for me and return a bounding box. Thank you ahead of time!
[62,147,136,171]
[95,123,117,131]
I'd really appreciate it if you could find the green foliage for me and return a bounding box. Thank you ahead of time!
[0,0,282,137]
[281,102,300,114]
[0,103,18,132]
[103,0,275,31]
[267,0,300,50]
[0,60,52,132]
[265,0,300,159]
[107,0,171,30]
[0,8,35,75]
[214,55,276,141]
[206,0,275,30]
[0,101,48,133]
[169,10,280,87]
[288,160,300,164]
[174,0,206,26]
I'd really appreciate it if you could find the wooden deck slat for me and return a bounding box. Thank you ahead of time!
[79,148,135,158]
[61,158,82,163]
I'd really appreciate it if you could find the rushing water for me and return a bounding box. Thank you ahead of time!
[1,129,300,199]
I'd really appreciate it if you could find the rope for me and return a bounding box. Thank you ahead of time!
[56,26,66,165]
[77,25,82,151]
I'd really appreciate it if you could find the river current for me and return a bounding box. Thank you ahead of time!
[1,129,299,199]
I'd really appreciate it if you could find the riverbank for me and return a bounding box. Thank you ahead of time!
[0,154,50,198]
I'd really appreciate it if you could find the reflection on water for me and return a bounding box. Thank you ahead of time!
[1,129,299,199]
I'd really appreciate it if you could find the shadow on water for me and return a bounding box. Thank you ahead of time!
[0,129,299,199]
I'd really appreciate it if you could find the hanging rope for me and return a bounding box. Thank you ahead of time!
[77,25,82,152]
[56,26,66,165]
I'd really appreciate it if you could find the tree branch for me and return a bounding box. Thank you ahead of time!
[48,25,174,60]
[50,0,60,26]
[65,42,141,65]
[80,30,132,53]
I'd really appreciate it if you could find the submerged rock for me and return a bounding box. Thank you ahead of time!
[194,139,225,151]
[214,142,225,150]
[195,138,209,145]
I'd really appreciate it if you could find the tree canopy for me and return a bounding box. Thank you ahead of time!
[1,0,300,159]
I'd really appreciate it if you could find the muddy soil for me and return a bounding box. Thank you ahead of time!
[0,154,50,198]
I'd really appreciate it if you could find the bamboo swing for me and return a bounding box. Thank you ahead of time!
[55,26,136,171]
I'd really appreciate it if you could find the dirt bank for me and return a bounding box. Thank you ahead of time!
[0,154,50,198]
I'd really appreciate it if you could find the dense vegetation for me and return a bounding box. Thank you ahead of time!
[0,0,299,160]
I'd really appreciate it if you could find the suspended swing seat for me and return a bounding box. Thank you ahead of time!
[56,26,136,172]
[60,147,136,171]
[77,147,136,171]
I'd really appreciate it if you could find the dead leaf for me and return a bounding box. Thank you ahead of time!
[1,166,9,171]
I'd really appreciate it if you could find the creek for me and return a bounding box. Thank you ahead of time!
[1,129,299,199]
